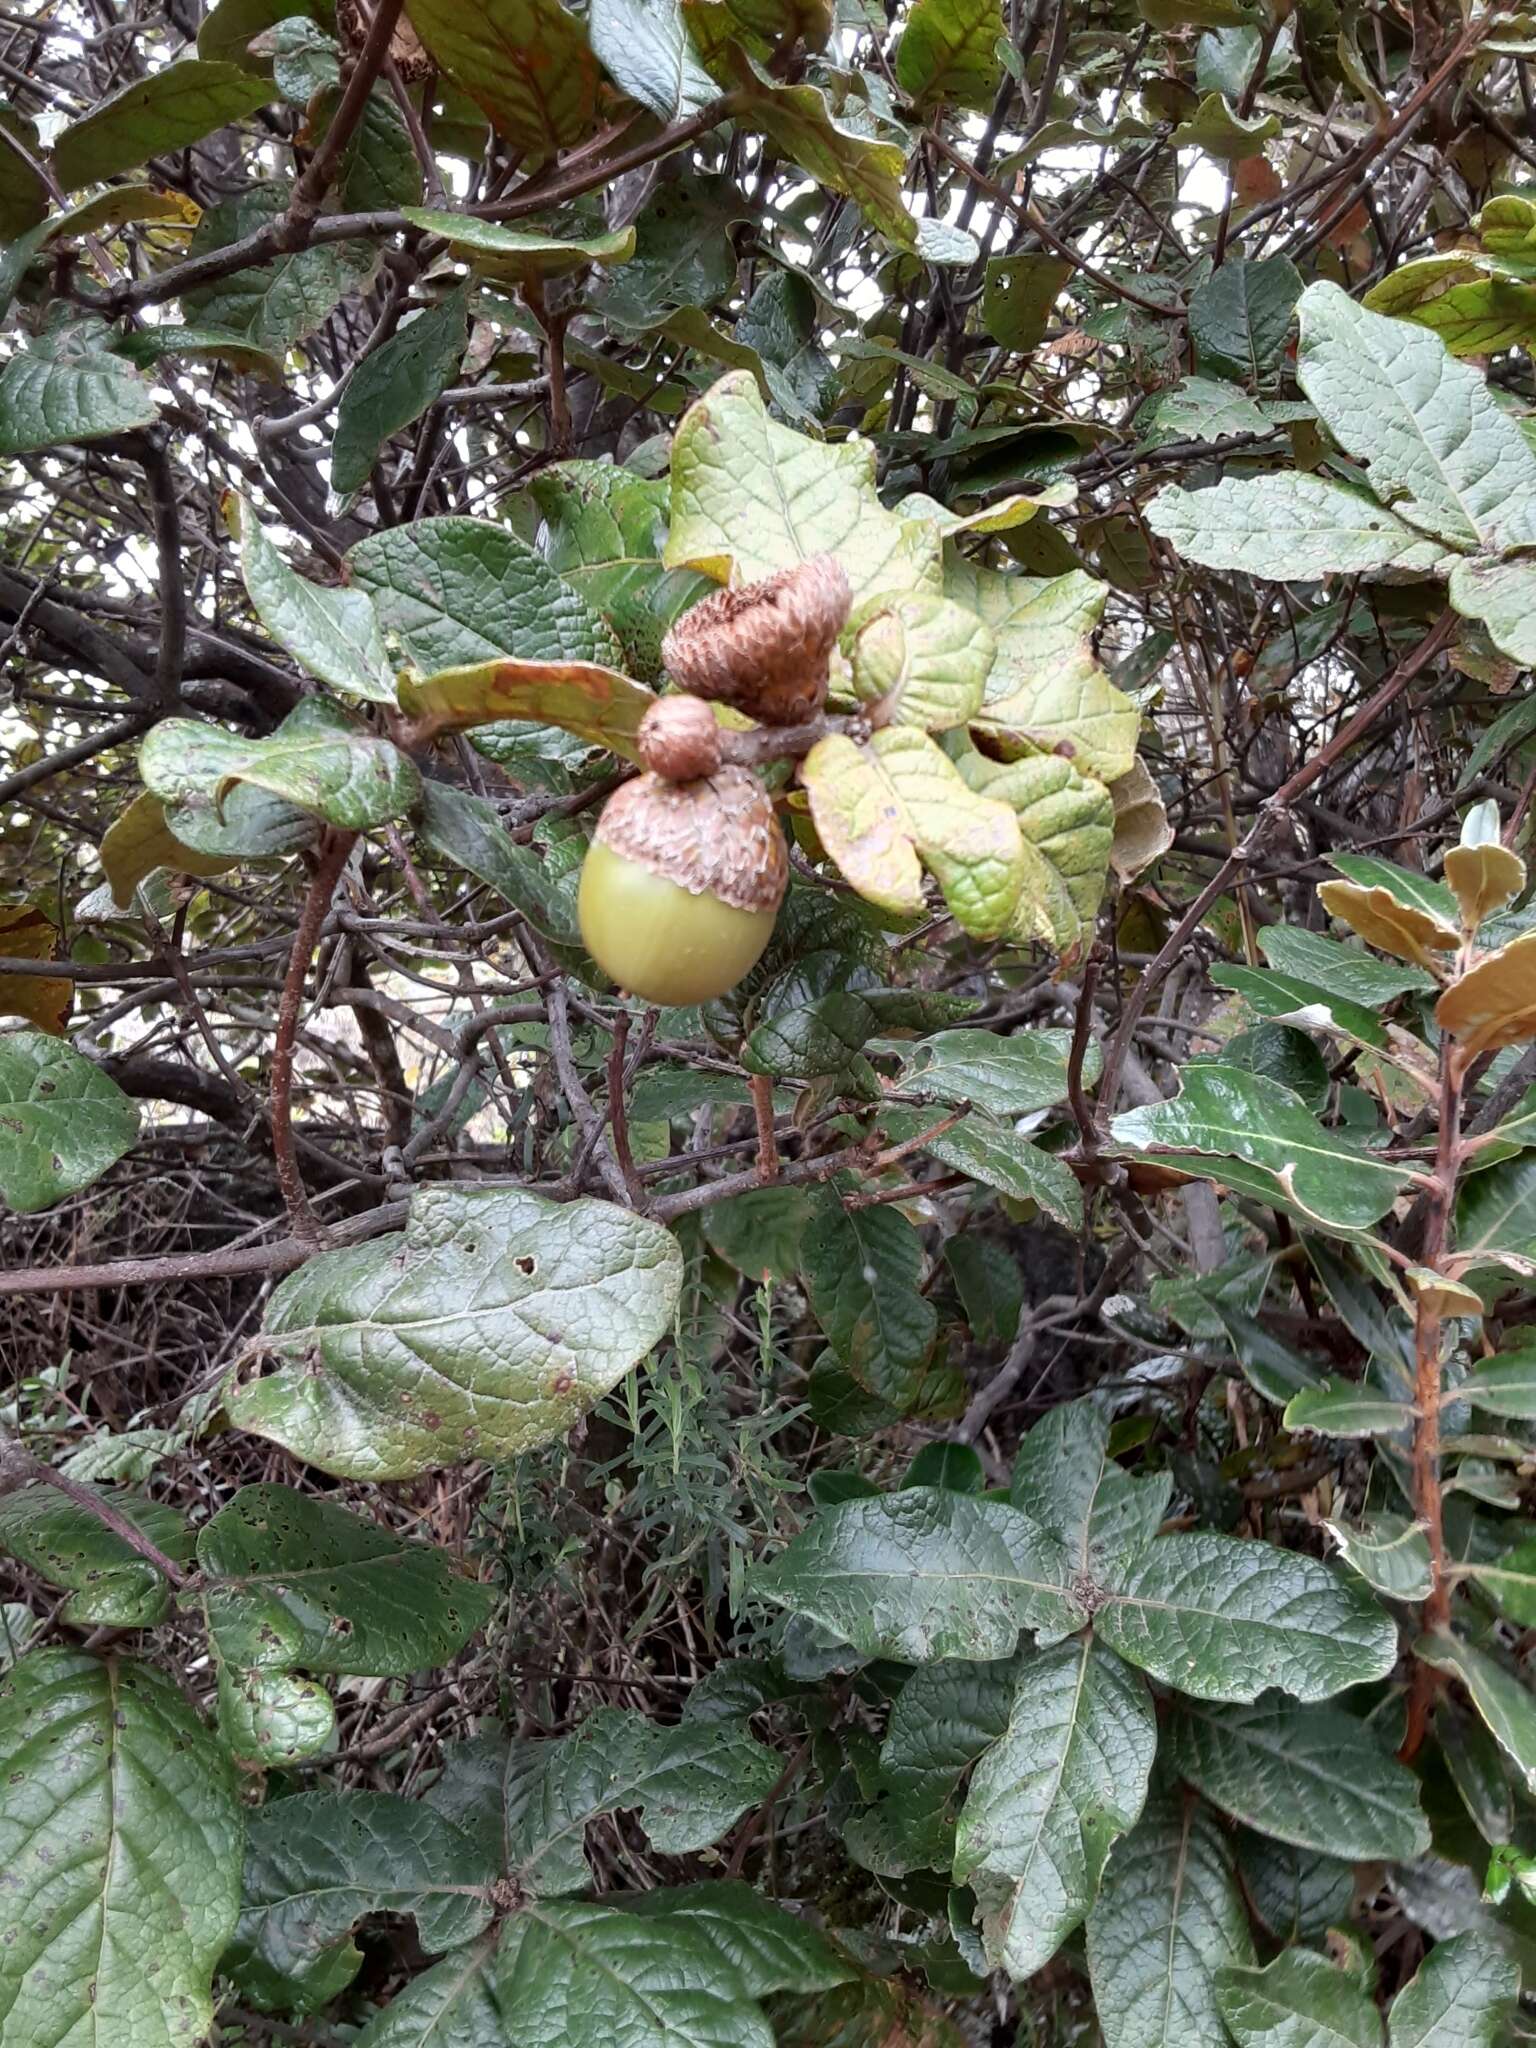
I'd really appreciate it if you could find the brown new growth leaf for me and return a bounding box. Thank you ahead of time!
[663,554,852,726]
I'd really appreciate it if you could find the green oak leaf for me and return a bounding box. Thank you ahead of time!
[225,1790,493,2013]
[403,209,635,284]
[1295,278,1536,551]
[802,726,1027,938]
[233,494,398,703]
[489,1709,781,1895]
[756,1488,1085,1661]
[1147,473,1450,578]
[963,567,1140,784]
[1189,255,1301,382]
[1166,1697,1430,1860]
[589,0,719,120]
[1108,1063,1413,1234]
[0,1649,242,2048]
[331,286,470,497]
[0,1032,138,1215]
[52,57,271,190]
[139,697,420,830]
[229,1185,683,1478]
[1388,1931,1518,2047]
[665,370,940,600]
[184,182,378,350]
[347,515,624,672]
[1086,1788,1254,2048]
[1010,1397,1172,1582]
[958,747,1114,960]
[1215,1949,1378,2048]
[494,1896,776,2048]
[1416,1630,1536,1792]
[1095,1530,1399,1703]
[404,0,600,157]
[0,316,159,455]
[955,1639,1158,1981]
[894,0,1005,110]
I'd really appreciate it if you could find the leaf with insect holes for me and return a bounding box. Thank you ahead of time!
[0,1487,192,1628]
[954,1639,1158,1981]
[0,1650,243,2048]
[0,1033,138,1215]
[194,1485,496,1764]
[224,1790,494,2014]
[230,1186,682,1479]
[756,1488,1084,1662]
[140,698,419,830]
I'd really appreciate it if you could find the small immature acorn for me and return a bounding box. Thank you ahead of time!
[578,765,788,1006]
[637,695,723,782]
[662,554,852,726]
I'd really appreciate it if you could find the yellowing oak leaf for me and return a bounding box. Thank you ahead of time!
[0,905,70,1036]
[1317,879,1459,969]
[1437,932,1536,1055]
[800,727,1025,938]
[398,658,657,760]
[100,791,237,909]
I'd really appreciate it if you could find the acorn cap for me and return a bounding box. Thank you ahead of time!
[661,554,852,726]
[594,765,788,915]
[637,695,724,782]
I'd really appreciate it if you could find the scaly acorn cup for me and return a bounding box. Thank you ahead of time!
[578,764,789,1006]
[661,555,852,726]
